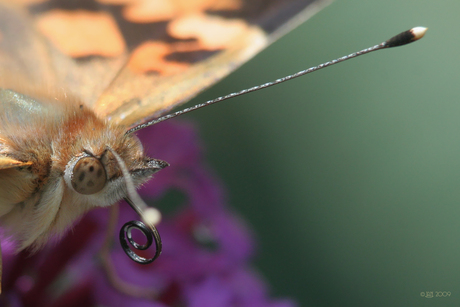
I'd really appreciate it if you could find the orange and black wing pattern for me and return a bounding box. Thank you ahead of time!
[0,0,329,127]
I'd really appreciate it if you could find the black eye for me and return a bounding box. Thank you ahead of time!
[71,157,107,195]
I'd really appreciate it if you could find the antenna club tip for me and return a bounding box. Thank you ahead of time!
[143,207,162,225]
[411,27,428,40]
[385,26,428,48]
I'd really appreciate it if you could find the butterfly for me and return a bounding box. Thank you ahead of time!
[0,0,335,291]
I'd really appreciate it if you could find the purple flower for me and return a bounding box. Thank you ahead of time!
[1,120,296,307]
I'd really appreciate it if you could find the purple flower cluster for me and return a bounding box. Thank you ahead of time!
[1,121,296,307]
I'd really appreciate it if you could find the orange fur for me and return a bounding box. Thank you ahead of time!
[0,87,153,251]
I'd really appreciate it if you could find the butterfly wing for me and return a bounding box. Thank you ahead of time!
[8,0,330,128]
[91,0,332,127]
[0,2,59,86]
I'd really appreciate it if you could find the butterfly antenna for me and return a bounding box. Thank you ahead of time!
[127,27,427,134]
[106,146,162,264]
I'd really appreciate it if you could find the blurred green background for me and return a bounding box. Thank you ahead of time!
[183,0,460,306]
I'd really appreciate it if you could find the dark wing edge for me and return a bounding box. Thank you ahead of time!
[98,0,332,128]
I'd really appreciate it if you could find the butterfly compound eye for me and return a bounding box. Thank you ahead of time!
[71,157,107,195]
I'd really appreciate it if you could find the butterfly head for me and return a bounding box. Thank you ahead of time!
[61,119,168,208]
